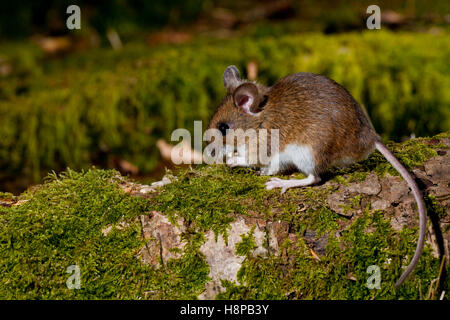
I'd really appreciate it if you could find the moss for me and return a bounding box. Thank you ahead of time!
[1,31,449,185]
[299,207,342,236]
[381,139,438,175]
[236,227,258,257]
[329,135,440,180]
[0,168,209,299]
[348,172,367,183]
[426,195,448,220]
[164,240,210,299]
[0,192,15,201]
[338,194,362,218]
[217,256,287,300]
[0,134,446,299]
[432,131,450,140]
[217,210,440,300]
[150,165,268,239]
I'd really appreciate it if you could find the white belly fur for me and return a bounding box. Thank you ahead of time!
[262,144,316,176]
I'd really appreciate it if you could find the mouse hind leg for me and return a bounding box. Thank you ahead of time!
[264,144,321,193]
[265,174,320,194]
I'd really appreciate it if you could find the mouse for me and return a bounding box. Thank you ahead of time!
[206,65,427,289]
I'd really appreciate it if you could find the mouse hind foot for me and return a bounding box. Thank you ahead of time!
[265,174,320,194]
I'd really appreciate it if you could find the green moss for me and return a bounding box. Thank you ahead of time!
[218,210,440,300]
[1,31,449,185]
[0,192,15,201]
[164,135,444,300]
[432,131,450,140]
[301,207,342,236]
[164,240,210,298]
[348,172,367,183]
[425,195,448,220]
[217,256,287,300]
[150,165,268,238]
[330,135,440,181]
[0,133,445,299]
[0,168,209,299]
[236,227,258,257]
[381,139,438,176]
[337,195,362,218]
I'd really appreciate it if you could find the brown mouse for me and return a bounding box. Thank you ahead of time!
[207,65,427,289]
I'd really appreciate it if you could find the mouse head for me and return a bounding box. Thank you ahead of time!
[208,65,268,134]
[206,66,269,163]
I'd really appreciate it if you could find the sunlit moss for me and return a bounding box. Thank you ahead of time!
[218,210,440,300]
[0,31,449,185]
[0,133,446,299]
[0,169,209,299]
[236,227,258,257]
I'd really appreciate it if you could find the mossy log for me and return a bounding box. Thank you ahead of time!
[0,132,448,299]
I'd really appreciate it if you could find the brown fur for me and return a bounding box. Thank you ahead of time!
[208,72,380,175]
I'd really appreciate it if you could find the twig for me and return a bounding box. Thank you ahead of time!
[418,280,422,300]
[432,257,446,300]
[426,257,446,300]
[426,279,437,300]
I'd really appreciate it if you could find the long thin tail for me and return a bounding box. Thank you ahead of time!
[375,141,427,289]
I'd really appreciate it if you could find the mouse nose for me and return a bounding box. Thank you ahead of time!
[218,122,230,136]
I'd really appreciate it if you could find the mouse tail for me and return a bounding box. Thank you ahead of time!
[375,141,427,289]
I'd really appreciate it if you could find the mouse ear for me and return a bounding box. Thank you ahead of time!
[223,65,241,92]
[233,83,264,116]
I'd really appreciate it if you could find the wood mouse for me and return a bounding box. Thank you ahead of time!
[207,65,427,289]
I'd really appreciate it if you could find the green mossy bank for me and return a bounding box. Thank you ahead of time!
[1,30,449,185]
[0,133,448,299]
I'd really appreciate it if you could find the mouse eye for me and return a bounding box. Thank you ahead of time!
[218,122,230,136]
